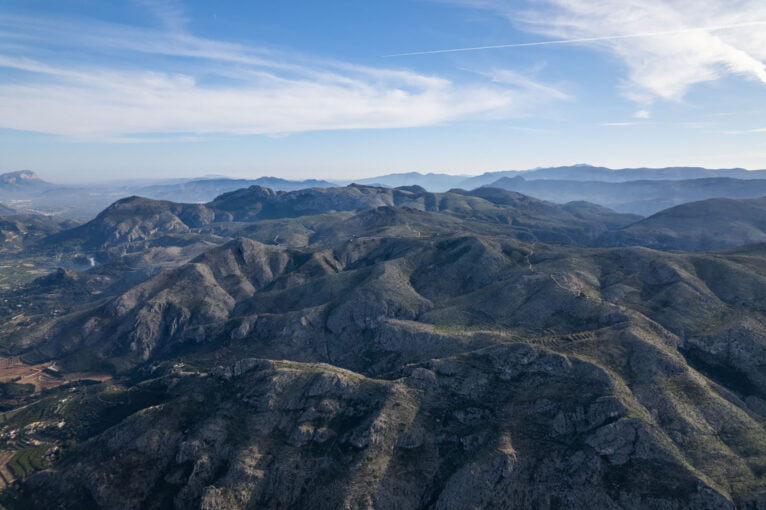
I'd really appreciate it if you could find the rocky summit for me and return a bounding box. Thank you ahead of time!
[0,185,764,509]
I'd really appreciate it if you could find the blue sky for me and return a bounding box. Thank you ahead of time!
[1,0,765,182]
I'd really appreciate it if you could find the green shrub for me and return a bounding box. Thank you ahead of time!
[7,445,52,479]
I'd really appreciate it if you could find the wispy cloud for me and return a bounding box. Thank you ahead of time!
[487,68,570,101]
[385,20,766,57]
[133,0,189,31]
[427,0,766,105]
[634,109,651,119]
[720,127,766,134]
[601,121,648,127]
[0,9,565,139]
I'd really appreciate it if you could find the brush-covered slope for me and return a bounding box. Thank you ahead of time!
[39,185,639,257]
[0,214,78,254]
[600,196,766,251]
[6,225,766,508]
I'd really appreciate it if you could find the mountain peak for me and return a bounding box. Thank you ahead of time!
[0,170,43,185]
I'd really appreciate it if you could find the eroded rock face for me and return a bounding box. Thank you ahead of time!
[20,353,735,510]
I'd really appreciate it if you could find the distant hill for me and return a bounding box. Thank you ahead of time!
[455,164,766,189]
[598,196,766,251]
[485,176,766,216]
[137,176,338,203]
[0,175,339,220]
[41,184,639,255]
[11,165,766,221]
[0,202,21,215]
[348,172,467,191]
[339,165,766,192]
[0,214,78,253]
[0,170,51,189]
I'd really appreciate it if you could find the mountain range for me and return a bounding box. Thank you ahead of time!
[352,164,766,191]
[0,181,762,507]
[486,176,766,216]
[7,165,766,221]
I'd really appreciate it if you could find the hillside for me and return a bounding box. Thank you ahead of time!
[0,175,339,220]
[600,196,766,251]
[487,176,766,215]
[322,165,766,192]
[456,164,766,189]
[0,183,763,508]
[39,185,639,258]
[4,229,766,508]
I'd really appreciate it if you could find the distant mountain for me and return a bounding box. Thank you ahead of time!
[347,172,467,191]
[519,164,766,182]
[40,185,638,258]
[0,170,52,190]
[137,176,338,203]
[454,164,766,189]
[598,196,766,251]
[10,166,766,221]
[486,176,766,216]
[0,175,339,220]
[342,165,766,192]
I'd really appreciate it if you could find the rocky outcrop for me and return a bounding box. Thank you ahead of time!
[20,352,738,509]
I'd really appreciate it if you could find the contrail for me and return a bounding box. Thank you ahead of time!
[383,21,766,57]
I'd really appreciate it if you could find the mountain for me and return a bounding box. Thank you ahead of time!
[9,166,766,221]
[519,164,766,182]
[487,176,766,216]
[347,172,468,191]
[39,185,639,259]
[7,229,766,508]
[334,166,766,194]
[599,196,766,251]
[0,170,52,191]
[454,165,766,189]
[0,214,78,254]
[137,177,338,203]
[0,175,339,221]
[3,181,766,508]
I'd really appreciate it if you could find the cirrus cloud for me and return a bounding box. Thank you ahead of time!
[0,9,566,140]
[429,0,766,105]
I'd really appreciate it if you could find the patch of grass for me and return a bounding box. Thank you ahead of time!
[0,396,58,428]
[7,445,52,479]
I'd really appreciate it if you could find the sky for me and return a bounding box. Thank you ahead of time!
[1,0,766,182]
